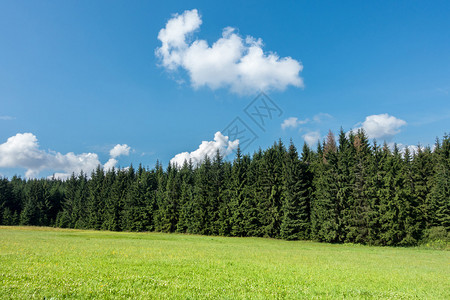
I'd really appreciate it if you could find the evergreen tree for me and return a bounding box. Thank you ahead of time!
[346,130,374,244]
[312,131,340,242]
[176,160,194,233]
[280,141,309,240]
[229,146,247,236]
[0,177,14,225]
[257,141,285,238]
[412,146,434,231]
[240,154,260,237]
[428,134,450,231]
[102,168,120,231]
[158,163,180,232]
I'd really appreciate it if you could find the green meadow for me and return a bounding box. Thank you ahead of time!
[0,227,448,299]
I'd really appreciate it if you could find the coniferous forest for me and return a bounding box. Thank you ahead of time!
[1,129,449,246]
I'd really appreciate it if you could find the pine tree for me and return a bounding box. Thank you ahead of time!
[412,146,434,232]
[229,146,247,236]
[312,131,340,242]
[218,160,233,236]
[20,179,46,226]
[336,129,354,243]
[209,150,225,235]
[158,163,180,232]
[257,141,285,238]
[86,166,105,229]
[176,160,194,233]
[280,140,309,240]
[428,134,450,231]
[102,168,120,231]
[74,172,90,229]
[347,130,374,244]
[189,156,212,234]
[0,177,14,225]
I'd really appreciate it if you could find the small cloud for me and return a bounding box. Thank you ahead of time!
[281,112,332,130]
[140,151,155,157]
[312,113,333,123]
[110,144,131,158]
[281,117,309,130]
[104,144,131,171]
[354,114,406,139]
[0,116,15,121]
[156,9,303,95]
[170,131,239,167]
[302,131,321,147]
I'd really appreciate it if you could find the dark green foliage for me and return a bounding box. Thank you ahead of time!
[428,135,450,231]
[280,141,309,240]
[257,141,285,238]
[1,132,449,246]
[312,131,340,242]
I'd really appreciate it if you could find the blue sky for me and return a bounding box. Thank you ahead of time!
[1,0,449,178]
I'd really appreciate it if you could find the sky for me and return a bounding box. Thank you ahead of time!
[0,0,449,178]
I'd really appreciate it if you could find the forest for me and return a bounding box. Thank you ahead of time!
[0,129,449,246]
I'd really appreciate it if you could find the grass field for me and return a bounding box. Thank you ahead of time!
[0,227,449,299]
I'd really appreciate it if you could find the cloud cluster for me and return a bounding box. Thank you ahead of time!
[0,133,130,179]
[170,131,239,167]
[354,114,407,139]
[156,9,303,95]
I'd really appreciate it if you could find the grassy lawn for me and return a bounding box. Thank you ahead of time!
[0,226,449,299]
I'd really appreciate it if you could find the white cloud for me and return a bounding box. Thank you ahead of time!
[281,113,333,130]
[110,144,130,158]
[103,158,118,171]
[0,133,132,179]
[354,114,407,139]
[302,131,321,147]
[156,9,303,95]
[0,116,15,120]
[281,117,309,130]
[103,144,131,171]
[0,133,100,178]
[170,131,239,167]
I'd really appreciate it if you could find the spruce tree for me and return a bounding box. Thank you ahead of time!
[312,131,340,242]
[428,134,450,231]
[347,130,374,244]
[280,141,309,240]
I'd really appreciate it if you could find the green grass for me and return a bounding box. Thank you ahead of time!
[0,227,449,299]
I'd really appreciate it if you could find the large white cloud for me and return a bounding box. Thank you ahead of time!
[156,9,303,95]
[0,133,131,179]
[354,114,407,139]
[170,131,239,167]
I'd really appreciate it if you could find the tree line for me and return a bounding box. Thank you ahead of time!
[0,129,449,246]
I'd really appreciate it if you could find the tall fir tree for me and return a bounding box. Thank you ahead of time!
[280,140,310,240]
